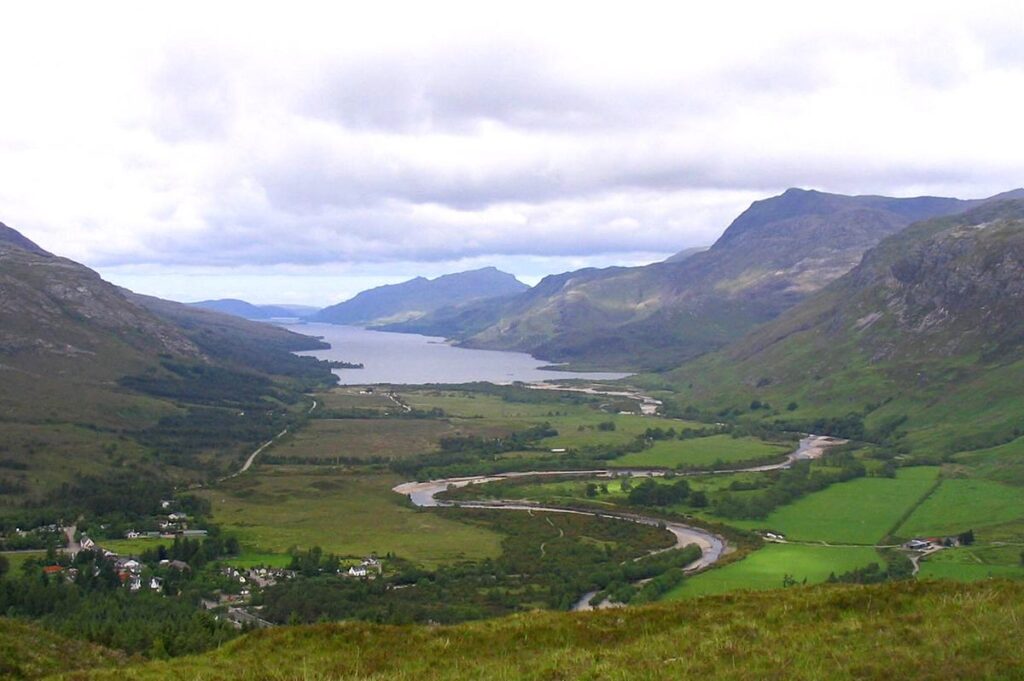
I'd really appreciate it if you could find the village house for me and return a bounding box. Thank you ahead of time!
[115,558,142,574]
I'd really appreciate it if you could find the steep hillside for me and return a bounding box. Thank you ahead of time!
[421,189,1018,370]
[57,580,1024,680]
[0,223,200,424]
[131,293,329,379]
[0,221,336,502]
[655,200,1024,456]
[312,267,528,326]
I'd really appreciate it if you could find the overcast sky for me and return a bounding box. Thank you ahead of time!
[2,1,1022,305]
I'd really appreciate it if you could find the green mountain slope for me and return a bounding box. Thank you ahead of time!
[410,189,1014,370]
[54,580,1024,680]
[0,221,336,503]
[655,199,1024,456]
[0,224,200,425]
[312,267,528,327]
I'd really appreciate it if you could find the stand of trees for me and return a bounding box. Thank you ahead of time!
[258,509,685,625]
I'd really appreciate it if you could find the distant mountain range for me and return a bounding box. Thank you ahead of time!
[311,267,528,327]
[190,299,319,320]
[394,188,1024,370]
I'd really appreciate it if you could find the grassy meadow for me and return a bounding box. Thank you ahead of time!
[916,545,1024,581]
[728,467,940,544]
[667,544,881,598]
[272,418,462,461]
[399,390,566,419]
[897,477,1024,541]
[197,468,504,566]
[611,434,790,468]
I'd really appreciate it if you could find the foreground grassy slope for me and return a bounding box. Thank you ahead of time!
[58,581,1024,681]
[0,618,121,679]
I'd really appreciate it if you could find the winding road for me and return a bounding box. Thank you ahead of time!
[221,427,289,482]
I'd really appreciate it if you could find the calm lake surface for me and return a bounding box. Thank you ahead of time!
[284,323,631,385]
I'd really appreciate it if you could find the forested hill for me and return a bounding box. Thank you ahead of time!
[654,199,1024,457]
[311,266,528,326]
[394,188,1019,370]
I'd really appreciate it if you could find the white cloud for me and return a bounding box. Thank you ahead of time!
[1,0,1022,303]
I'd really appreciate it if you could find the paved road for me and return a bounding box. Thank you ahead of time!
[221,427,289,481]
[63,525,80,557]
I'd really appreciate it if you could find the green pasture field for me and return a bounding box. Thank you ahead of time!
[539,414,704,450]
[198,469,503,567]
[98,538,169,556]
[953,436,1024,486]
[1,550,46,578]
[221,551,294,569]
[667,544,881,598]
[398,390,573,419]
[896,477,1024,542]
[611,434,790,469]
[917,545,1024,581]
[727,467,940,545]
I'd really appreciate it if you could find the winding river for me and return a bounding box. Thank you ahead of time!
[393,435,841,610]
